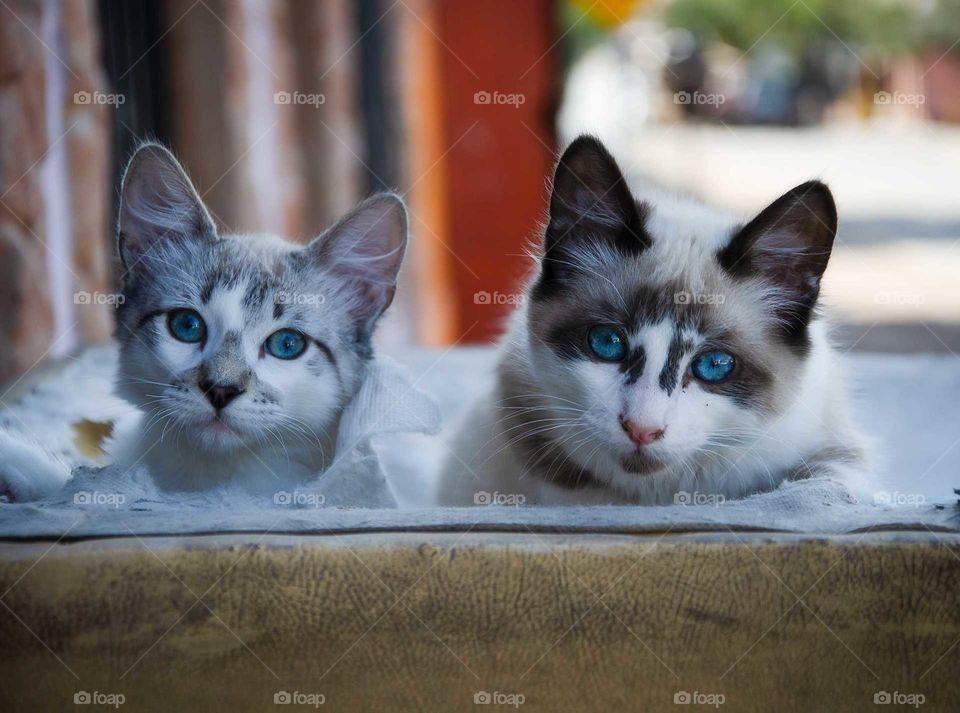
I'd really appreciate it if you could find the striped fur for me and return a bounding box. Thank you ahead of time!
[111,143,407,493]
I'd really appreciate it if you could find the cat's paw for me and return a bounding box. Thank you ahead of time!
[0,432,70,502]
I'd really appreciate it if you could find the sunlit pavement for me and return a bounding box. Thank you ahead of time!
[621,122,960,352]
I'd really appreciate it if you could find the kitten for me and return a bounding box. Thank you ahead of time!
[439,135,869,506]
[0,143,407,499]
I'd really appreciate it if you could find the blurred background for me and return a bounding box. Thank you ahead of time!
[2,0,960,384]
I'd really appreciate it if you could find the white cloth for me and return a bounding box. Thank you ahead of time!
[0,346,957,539]
[0,347,441,535]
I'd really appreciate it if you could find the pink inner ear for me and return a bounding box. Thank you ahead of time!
[120,146,214,259]
[549,137,638,239]
[326,223,405,284]
[310,195,407,327]
[328,247,401,328]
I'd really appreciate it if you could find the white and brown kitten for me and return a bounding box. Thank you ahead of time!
[0,143,407,499]
[439,135,869,506]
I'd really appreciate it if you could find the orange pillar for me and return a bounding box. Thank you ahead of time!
[436,0,557,343]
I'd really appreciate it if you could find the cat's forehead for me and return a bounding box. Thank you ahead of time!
[532,240,774,362]
[130,232,348,322]
[594,200,771,333]
[634,199,740,280]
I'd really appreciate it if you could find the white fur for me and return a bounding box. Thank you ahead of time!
[439,185,870,506]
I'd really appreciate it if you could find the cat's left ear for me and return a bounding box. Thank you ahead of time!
[118,143,216,272]
[309,193,408,331]
[719,180,837,335]
[545,135,648,257]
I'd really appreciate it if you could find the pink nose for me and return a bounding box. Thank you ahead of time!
[620,417,665,447]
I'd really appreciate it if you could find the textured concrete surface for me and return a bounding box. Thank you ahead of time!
[0,532,957,712]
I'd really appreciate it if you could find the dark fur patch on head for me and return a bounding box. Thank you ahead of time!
[621,346,646,384]
[658,332,692,395]
[310,338,338,369]
[530,267,778,414]
[242,275,272,310]
[534,280,700,363]
[695,331,776,412]
[717,180,837,353]
[534,136,654,300]
[200,279,215,304]
[533,199,652,302]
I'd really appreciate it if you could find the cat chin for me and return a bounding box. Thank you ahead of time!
[188,416,253,452]
[619,450,668,475]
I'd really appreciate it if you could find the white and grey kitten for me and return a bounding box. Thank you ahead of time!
[439,135,869,506]
[0,143,407,499]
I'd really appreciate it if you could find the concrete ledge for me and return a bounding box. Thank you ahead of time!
[1,532,958,711]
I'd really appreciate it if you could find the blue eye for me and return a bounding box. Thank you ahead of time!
[167,309,206,344]
[265,329,307,360]
[587,325,627,362]
[691,351,736,383]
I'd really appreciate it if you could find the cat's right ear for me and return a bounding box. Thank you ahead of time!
[307,193,408,335]
[718,180,837,342]
[118,143,216,271]
[543,136,649,270]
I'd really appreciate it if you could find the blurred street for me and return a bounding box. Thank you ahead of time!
[616,122,960,352]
